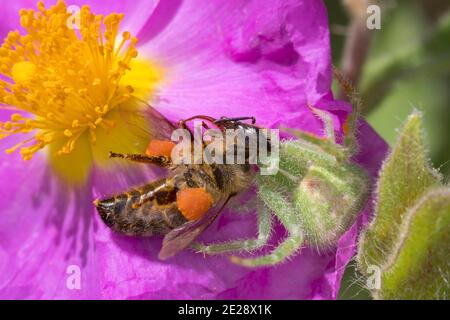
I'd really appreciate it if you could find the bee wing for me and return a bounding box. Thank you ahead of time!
[158,196,233,260]
[118,96,177,141]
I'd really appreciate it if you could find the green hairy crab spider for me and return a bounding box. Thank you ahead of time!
[193,72,369,267]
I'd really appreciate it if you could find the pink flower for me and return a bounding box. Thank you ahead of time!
[0,0,387,299]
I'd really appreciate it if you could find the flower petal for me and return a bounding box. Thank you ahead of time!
[140,0,344,137]
[0,0,389,300]
[93,206,338,299]
[0,0,34,41]
[0,0,157,42]
[0,148,100,299]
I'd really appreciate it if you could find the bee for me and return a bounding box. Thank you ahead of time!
[94,102,271,260]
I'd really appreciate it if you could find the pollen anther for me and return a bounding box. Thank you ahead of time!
[0,0,139,160]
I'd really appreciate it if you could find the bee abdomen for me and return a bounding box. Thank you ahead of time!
[95,180,187,236]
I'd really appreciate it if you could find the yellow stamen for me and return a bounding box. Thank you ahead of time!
[11,61,36,83]
[0,0,158,165]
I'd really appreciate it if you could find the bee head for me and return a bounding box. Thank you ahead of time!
[214,116,257,130]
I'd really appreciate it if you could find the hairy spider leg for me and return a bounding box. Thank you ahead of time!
[281,105,348,162]
[333,67,362,155]
[192,200,272,254]
[230,181,304,267]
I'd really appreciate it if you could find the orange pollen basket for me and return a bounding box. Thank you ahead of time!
[145,139,176,158]
[176,188,214,221]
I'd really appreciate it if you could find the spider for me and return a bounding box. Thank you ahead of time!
[193,74,369,267]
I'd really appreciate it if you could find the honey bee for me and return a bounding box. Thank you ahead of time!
[94,102,272,260]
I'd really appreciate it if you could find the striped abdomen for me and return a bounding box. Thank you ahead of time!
[95,179,187,236]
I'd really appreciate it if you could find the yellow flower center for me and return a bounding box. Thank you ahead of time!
[0,1,163,183]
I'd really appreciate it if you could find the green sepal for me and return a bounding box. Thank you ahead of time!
[378,188,450,300]
[357,111,442,272]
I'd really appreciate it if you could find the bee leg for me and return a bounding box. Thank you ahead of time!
[201,121,210,130]
[177,120,194,140]
[178,117,214,146]
[192,202,272,254]
[109,152,171,167]
[178,116,216,133]
[179,115,216,127]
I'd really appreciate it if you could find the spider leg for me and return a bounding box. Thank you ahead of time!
[109,152,171,167]
[307,103,336,143]
[230,232,303,267]
[280,104,337,146]
[230,183,304,267]
[227,196,258,214]
[257,179,301,228]
[333,67,361,154]
[281,111,347,162]
[192,201,272,254]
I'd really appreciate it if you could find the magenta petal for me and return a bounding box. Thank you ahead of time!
[0,0,157,43]
[0,0,389,300]
[140,0,345,137]
[61,0,158,35]
[93,206,338,299]
[0,1,35,40]
[0,151,100,299]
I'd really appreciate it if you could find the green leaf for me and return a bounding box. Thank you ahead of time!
[357,111,441,272]
[379,188,450,300]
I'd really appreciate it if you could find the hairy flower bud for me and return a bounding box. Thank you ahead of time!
[357,111,448,299]
[377,188,450,299]
[357,111,441,273]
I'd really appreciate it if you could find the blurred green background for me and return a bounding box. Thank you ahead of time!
[323,0,450,299]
